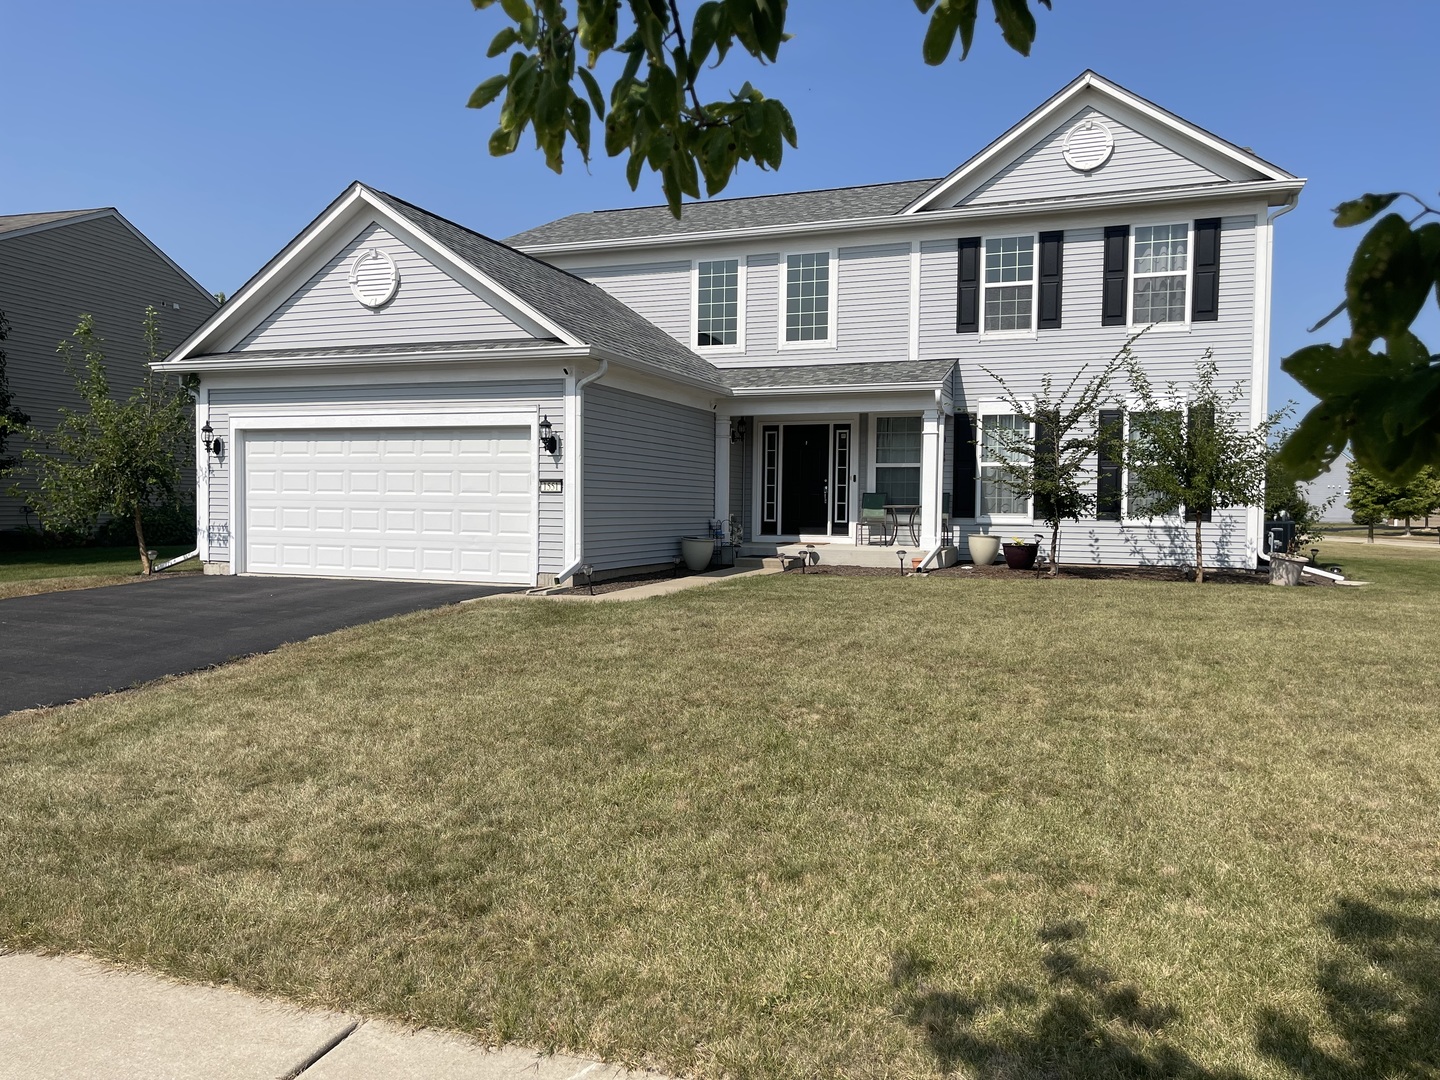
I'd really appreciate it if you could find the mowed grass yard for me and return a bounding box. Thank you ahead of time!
[1,546,1437,1079]
[0,545,198,599]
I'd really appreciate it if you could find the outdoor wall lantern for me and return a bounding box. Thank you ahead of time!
[730,418,748,443]
[538,415,558,454]
[201,421,223,460]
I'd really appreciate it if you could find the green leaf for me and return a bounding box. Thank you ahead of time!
[1332,192,1400,228]
[487,26,520,57]
[991,0,1038,56]
[576,66,606,119]
[466,74,510,110]
[921,5,961,65]
[488,125,521,156]
[1346,213,1431,343]
[499,0,530,21]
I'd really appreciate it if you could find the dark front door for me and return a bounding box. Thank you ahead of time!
[781,424,830,534]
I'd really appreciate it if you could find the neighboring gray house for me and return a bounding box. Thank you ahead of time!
[0,208,217,532]
[157,72,1304,586]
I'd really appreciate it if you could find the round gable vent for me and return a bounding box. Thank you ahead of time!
[348,247,400,308]
[1062,118,1114,173]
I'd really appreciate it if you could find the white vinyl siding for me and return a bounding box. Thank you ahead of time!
[571,260,692,343]
[237,223,534,350]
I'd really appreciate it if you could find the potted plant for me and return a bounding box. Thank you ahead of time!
[967,532,1001,566]
[1002,535,1039,570]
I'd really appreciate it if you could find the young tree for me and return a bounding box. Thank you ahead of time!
[1346,462,1394,542]
[0,311,31,475]
[9,308,194,573]
[980,346,1127,575]
[1124,352,1285,583]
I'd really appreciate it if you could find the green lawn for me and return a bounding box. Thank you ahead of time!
[0,545,198,598]
[1,546,1437,1079]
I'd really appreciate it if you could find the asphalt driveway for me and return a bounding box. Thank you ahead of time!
[0,575,515,715]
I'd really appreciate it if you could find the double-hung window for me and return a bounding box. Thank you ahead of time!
[696,258,740,348]
[875,417,921,505]
[983,235,1035,333]
[784,252,832,344]
[1131,224,1188,324]
[979,414,1028,516]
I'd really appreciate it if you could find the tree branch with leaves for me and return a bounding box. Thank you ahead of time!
[466,0,1050,215]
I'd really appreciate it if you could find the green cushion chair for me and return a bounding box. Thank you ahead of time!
[855,492,892,545]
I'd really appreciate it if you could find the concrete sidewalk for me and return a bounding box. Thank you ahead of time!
[0,951,667,1080]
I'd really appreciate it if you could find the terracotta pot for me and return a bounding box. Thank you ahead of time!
[1002,542,1039,570]
[967,535,1001,566]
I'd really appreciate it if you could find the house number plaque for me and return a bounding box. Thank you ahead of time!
[539,479,563,494]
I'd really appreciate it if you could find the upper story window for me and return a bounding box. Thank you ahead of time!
[696,258,740,347]
[1132,224,1188,324]
[784,252,831,344]
[983,235,1035,333]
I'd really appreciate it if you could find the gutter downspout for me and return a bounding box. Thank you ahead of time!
[155,549,199,572]
[555,359,609,585]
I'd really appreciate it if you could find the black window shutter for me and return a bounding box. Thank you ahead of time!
[1185,404,1215,522]
[1037,231,1064,329]
[956,237,981,333]
[1033,417,1055,521]
[1096,409,1123,521]
[1191,217,1221,322]
[952,413,977,517]
[1102,225,1129,326]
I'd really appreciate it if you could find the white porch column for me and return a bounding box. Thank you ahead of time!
[714,416,731,523]
[919,407,943,546]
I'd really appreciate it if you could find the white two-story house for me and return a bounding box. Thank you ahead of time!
[158,72,1303,586]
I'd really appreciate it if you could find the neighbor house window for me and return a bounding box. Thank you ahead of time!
[1132,224,1188,324]
[696,259,739,347]
[875,416,921,505]
[983,235,1035,332]
[979,413,1028,515]
[784,252,831,343]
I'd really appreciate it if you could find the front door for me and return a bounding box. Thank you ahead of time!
[780,424,830,534]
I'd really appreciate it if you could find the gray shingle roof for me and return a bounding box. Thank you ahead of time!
[724,359,956,392]
[369,188,725,390]
[0,209,107,238]
[192,338,562,362]
[505,179,941,248]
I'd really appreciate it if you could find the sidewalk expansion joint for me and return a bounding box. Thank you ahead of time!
[279,1019,362,1079]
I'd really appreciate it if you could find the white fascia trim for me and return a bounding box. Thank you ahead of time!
[229,408,537,431]
[731,381,948,396]
[151,344,593,375]
[514,180,1305,258]
[354,189,580,347]
[901,72,1297,214]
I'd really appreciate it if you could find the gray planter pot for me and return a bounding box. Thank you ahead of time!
[967,535,1001,566]
[680,536,715,572]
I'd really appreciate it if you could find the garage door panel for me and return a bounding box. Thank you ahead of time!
[244,426,533,584]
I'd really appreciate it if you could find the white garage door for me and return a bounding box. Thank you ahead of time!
[243,427,534,584]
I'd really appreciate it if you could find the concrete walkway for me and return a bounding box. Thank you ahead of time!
[0,951,667,1080]
[528,562,780,602]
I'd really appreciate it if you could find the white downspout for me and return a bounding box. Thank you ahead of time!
[555,358,608,585]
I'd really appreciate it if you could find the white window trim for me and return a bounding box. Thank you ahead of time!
[691,256,746,354]
[1119,396,1189,525]
[1127,219,1193,333]
[777,248,838,351]
[979,231,1038,341]
[870,413,924,509]
[974,403,1034,524]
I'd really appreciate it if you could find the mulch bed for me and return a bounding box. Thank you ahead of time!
[788,562,1334,586]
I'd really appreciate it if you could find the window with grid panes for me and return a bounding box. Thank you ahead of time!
[983,235,1035,332]
[875,416,922,506]
[1132,224,1188,323]
[785,252,830,342]
[979,414,1028,515]
[696,259,739,346]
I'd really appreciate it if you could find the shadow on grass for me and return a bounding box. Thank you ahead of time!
[1256,890,1440,1079]
[892,920,1245,1079]
[893,894,1440,1079]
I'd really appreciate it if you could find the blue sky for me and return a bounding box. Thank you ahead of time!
[3,1,1436,412]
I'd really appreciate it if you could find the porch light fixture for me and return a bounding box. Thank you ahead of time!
[201,421,223,459]
[730,418,747,443]
[538,415,557,454]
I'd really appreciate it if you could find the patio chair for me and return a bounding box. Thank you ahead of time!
[855,492,892,546]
